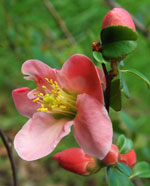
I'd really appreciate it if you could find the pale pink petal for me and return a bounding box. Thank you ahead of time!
[95,66,106,90]
[74,93,112,160]
[14,112,73,161]
[21,60,57,88]
[27,89,39,99]
[12,87,39,118]
[57,54,104,104]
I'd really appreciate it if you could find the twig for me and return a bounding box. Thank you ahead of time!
[104,0,150,40]
[42,0,76,45]
[0,129,17,186]
[102,63,113,113]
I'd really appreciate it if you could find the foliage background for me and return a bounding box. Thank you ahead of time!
[0,0,150,185]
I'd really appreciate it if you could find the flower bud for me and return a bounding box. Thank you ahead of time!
[119,149,136,168]
[102,8,135,30]
[102,144,120,165]
[53,148,100,175]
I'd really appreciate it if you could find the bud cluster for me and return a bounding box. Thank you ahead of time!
[53,145,136,175]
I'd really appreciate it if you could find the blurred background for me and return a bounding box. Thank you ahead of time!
[0,0,150,185]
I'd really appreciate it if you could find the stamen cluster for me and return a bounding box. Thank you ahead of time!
[33,78,77,118]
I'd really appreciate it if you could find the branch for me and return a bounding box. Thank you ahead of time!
[42,0,76,45]
[102,63,113,113]
[0,129,17,186]
[104,0,150,40]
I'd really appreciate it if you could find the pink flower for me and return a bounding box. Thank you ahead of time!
[102,8,136,31]
[102,144,120,165]
[53,148,100,175]
[12,54,112,161]
[119,149,136,168]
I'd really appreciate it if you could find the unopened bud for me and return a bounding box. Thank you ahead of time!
[119,149,136,168]
[53,148,100,175]
[102,144,120,165]
[102,8,135,31]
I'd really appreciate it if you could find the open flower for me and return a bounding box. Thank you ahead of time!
[12,54,112,161]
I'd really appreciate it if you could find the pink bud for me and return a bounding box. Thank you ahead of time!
[102,8,135,30]
[119,149,136,168]
[102,144,120,165]
[53,148,100,175]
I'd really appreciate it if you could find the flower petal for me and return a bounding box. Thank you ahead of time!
[14,112,73,161]
[58,54,104,103]
[95,66,106,90]
[74,93,112,160]
[12,87,39,118]
[21,60,57,87]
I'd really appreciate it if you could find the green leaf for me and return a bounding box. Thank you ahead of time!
[130,162,150,178]
[110,79,122,111]
[101,25,138,44]
[117,162,132,177]
[119,68,130,98]
[119,112,135,132]
[117,135,133,154]
[102,40,137,60]
[121,69,150,88]
[92,51,107,64]
[107,167,132,186]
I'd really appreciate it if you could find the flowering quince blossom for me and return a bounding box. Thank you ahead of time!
[12,54,113,161]
[119,149,136,168]
[102,144,120,165]
[102,8,136,30]
[53,148,100,175]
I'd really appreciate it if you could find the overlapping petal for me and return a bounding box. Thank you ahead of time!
[14,112,73,161]
[12,87,39,118]
[74,93,112,160]
[57,54,104,104]
[95,66,106,90]
[22,60,57,88]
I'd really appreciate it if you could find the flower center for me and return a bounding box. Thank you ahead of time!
[33,78,77,119]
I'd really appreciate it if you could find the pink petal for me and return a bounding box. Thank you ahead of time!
[21,60,57,88]
[14,112,73,161]
[95,66,106,90]
[74,93,112,160]
[12,87,39,118]
[58,54,104,104]
[102,8,136,31]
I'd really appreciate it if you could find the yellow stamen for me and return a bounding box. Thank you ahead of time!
[42,86,47,89]
[33,78,77,118]
[33,97,40,102]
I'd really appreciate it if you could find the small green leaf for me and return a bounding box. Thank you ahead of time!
[102,40,137,60]
[110,79,122,111]
[121,69,150,88]
[108,167,131,186]
[119,112,135,132]
[93,51,107,63]
[130,162,150,178]
[117,162,132,177]
[119,68,130,98]
[117,135,133,154]
[101,25,138,44]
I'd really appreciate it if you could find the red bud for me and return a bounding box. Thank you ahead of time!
[102,8,135,30]
[53,148,100,175]
[119,149,136,168]
[102,144,120,165]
